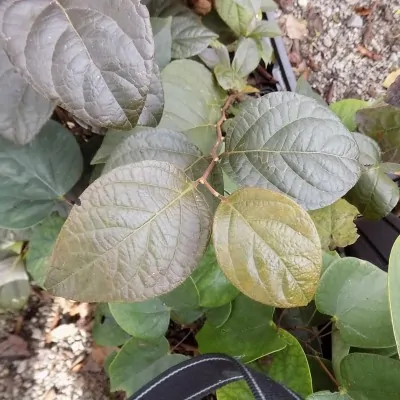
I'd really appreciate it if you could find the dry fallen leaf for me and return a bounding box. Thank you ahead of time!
[383,69,400,88]
[354,6,372,16]
[91,344,119,366]
[285,15,308,40]
[0,334,30,359]
[48,323,79,342]
[356,44,382,61]
[187,0,212,16]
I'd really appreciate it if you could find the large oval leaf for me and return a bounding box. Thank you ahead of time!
[0,46,54,145]
[0,120,83,229]
[221,92,360,210]
[109,299,170,340]
[0,0,154,130]
[196,294,286,363]
[213,188,321,308]
[341,353,400,400]
[159,60,227,154]
[388,236,400,356]
[315,257,395,348]
[44,161,212,302]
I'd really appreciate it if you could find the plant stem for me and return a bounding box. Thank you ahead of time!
[196,93,239,199]
[302,341,339,388]
[170,329,193,353]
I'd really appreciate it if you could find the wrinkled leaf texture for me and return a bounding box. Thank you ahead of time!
[222,93,360,210]
[45,161,212,302]
[0,0,155,130]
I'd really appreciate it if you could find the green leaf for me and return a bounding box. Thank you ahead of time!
[345,166,399,220]
[92,304,131,347]
[331,330,350,385]
[214,65,247,91]
[0,256,29,311]
[352,132,381,168]
[0,0,155,130]
[44,161,212,302]
[330,99,369,132]
[232,38,260,77]
[255,37,273,65]
[221,93,361,210]
[255,329,312,397]
[315,257,395,348]
[196,294,286,363]
[91,130,134,165]
[0,45,54,145]
[307,392,352,400]
[104,351,118,377]
[213,188,322,308]
[137,64,164,128]
[356,104,400,162]
[109,337,188,396]
[206,302,232,327]
[389,236,400,356]
[341,353,400,400]
[109,299,170,340]
[171,308,204,325]
[0,120,83,229]
[160,277,200,311]
[103,129,219,196]
[295,76,326,106]
[309,199,359,251]
[151,17,172,70]
[217,380,253,400]
[322,251,341,275]
[249,20,281,38]
[215,0,258,36]
[171,14,218,59]
[260,0,278,11]
[199,44,231,70]
[192,246,239,308]
[159,60,227,154]
[26,215,65,287]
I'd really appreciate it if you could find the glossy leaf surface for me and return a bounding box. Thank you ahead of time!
[0,0,155,129]
[45,161,212,302]
[213,188,321,308]
[222,93,360,210]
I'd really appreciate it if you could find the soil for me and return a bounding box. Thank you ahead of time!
[1,1,399,399]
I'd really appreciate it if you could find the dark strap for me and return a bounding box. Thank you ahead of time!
[129,354,302,400]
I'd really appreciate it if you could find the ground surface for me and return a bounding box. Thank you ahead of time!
[278,0,400,102]
[1,1,399,399]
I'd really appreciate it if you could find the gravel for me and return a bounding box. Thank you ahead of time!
[0,293,110,400]
[278,0,400,102]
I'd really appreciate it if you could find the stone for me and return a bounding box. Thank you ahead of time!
[347,15,364,28]
[323,36,333,47]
